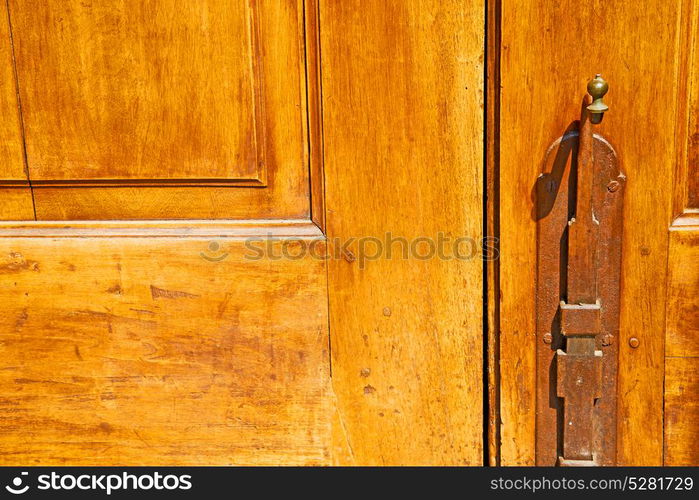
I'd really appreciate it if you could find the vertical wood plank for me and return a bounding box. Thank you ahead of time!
[321,0,485,465]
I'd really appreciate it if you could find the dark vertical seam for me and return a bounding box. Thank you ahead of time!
[482,0,490,466]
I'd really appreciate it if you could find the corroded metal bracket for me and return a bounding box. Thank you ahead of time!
[535,76,625,466]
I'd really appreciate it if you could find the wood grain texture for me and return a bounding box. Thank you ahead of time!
[8,0,310,220]
[673,0,699,216]
[664,357,699,466]
[664,1,698,466]
[0,188,34,221]
[0,1,33,219]
[498,0,681,465]
[0,228,330,465]
[321,0,484,465]
[666,226,699,358]
[663,220,697,466]
[11,0,263,182]
[684,0,699,210]
[304,0,325,232]
[30,185,308,221]
[0,1,25,182]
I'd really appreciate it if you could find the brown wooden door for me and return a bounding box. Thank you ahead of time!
[4,0,692,468]
[493,0,698,466]
[0,0,486,466]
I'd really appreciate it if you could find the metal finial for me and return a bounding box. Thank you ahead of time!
[586,74,609,124]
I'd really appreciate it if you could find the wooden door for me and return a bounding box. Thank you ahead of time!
[493,0,698,465]
[0,1,487,465]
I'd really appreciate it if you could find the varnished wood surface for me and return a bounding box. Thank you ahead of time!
[683,0,699,210]
[0,219,323,238]
[673,0,699,216]
[666,226,699,359]
[664,223,698,465]
[0,2,33,219]
[321,0,484,465]
[0,231,330,465]
[497,0,682,465]
[0,1,24,182]
[6,0,310,220]
[0,188,34,221]
[11,0,264,182]
[30,185,310,221]
[664,357,698,466]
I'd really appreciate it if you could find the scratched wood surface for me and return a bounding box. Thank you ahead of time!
[0,226,330,465]
[497,0,682,465]
[320,0,485,465]
[6,0,310,220]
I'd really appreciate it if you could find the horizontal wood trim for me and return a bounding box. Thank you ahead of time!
[0,219,323,238]
[29,185,310,221]
[671,211,699,229]
[0,179,267,188]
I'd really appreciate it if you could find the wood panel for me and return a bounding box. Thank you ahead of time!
[7,0,310,220]
[664,1,698,466]
[684,0,699,210]
[0,189,34,221]
[0,222,330,465]
[304,0,325,232]
[666,224,699,359]
[11,0,263,182]
[664,358,698,466]
[0,1,33,219]
[498,0,681,465]
[321,0,484,465]
[0,1,24,181]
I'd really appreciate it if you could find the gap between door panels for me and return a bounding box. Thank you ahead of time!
[485,0,502,466]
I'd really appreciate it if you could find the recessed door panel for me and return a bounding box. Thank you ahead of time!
[6,0,309,220]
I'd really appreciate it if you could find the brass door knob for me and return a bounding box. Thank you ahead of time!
[586,74,609,124]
